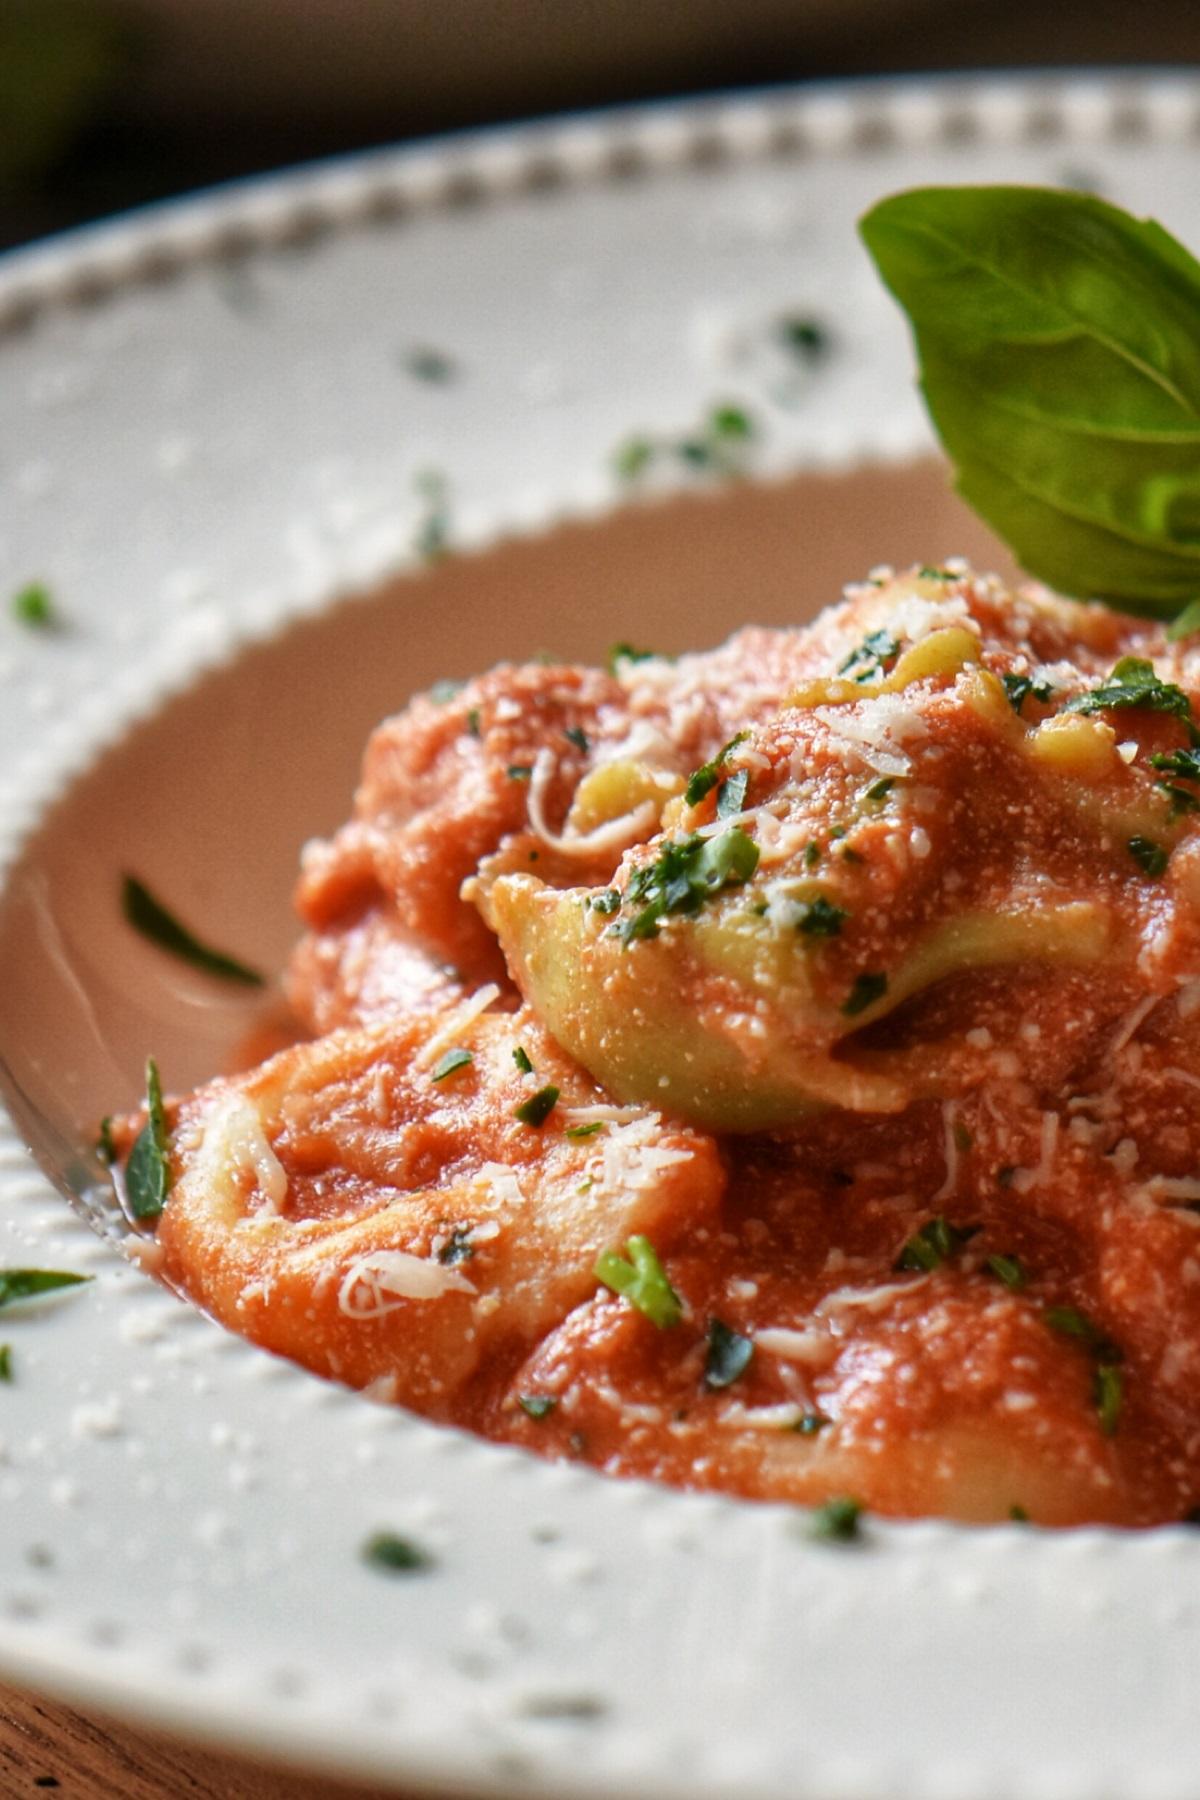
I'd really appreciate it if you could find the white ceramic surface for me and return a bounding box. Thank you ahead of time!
[3,72,1200,1800]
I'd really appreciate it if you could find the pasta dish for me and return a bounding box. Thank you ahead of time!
[113,560,1200,1527]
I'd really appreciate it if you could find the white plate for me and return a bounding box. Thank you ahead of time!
[3,72,1200,1800]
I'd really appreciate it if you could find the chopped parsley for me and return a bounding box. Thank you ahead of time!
[612,827,759,945]
[839,628,899,684]
[512,1046,534,1074]
[515,1084,559,1128]
[608,642,657,672]
[1065,656,1198,740]
[362,1532,431,1574]
[125,1057,172,1222]
[11,582,55,628]
[895,1215,979,1274]
[96,1117,116,1166]
[790,1411,830,1435]
[613,402,758,483]
[1151,747,1200,781]
[1129,835,1169,877]
[431,1048,473,1082]
[1009,1503,1030,1523]
[590,889,621,915]
[717,768,750,818]
[122,875,264,987]
[809,1496,863,1542]
[466,707,482,737]
[842,971,887,1017]
[776,316,828,361]
[1167,598,1200,642]
[685,732,748,806]
[506,764,533,781]
[1158,782,1200,820]
[401,344,458,384]
[0,1346,10,1382]
[803,841,821,869]
[864,777,895,803]
[564,725,590,753]
[613,437,655,482]
[519,1394,557,1420]
[703,1319,754,1390]
[986,1253,1027,1291]
[1001,672,1055,713]
[595,1235,682,1329]
[565,1121,605,1140]
[1095,1363,1123,1437]
[438,1227,475,1265]
[1044,1305,1123,1365]
[0,1270,90,1309]
[796,895,848,939]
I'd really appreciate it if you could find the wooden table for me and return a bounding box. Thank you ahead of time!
[0,1681,439,1798]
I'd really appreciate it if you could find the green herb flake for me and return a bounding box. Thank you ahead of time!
[918,565,952,581]
[515,1084,560,1128]
[564,725,590,754]
[1009,1503,1030,1523]
[952,1122,973,1154]
[717,767,750,818]
[791,1411,830,1435]
[1044,1305,1123,1364]
[895,1215,979,1274]
[986,1253,1027,1291]
[685,732,749,807]
[864,777,895,803]
[566,1121,605,1140]
[0,1346,10,1382]
[839,628,900,683]
[1158,782,1200,820]
[703,1319,754,1390]
[402,344,458,384]
[1167,599,1200,642]
[362,1532,431,1574]
[1001,673,1055,713]
[122,875,264,987]
[466,707,482,738]
[512,1046,534,1075]
[1066,659,1196,736]
[0,1270,90,1309]
[842,971,888,1017]
[804,841,821,870]
[431,1048,473,1083]
[519,1394,557,1420]
[1095,1363,1124,1436]
[1151,747,1200,781]
[125,1057,172,1222]
[413,469,451,562]
[776,316,828,361]
[613,827,760,945]
[1129,835,1169,877]
[709,404,753,441]
[590,889,621,916]
[96,1116,116,1167]
[796,895,848,939]
[809,1496,863,1542]
[595,1235,682,1329]
[608,642,657,672]
[613,437,655,482]
[506,764,533,782]
[11,582,55,629]
[438,1227,474,1266]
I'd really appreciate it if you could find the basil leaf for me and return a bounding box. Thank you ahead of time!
[126,1057,172,1221]
[514,1084,559,1128]
[0,1270,90,1308]
[361,1531,431,1573]
[122,875,264,987]
[860,185,1200,615]
[430,1048,473,1082]
[809,1496,863,1542]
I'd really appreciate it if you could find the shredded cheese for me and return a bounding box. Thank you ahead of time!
[338,1251,476,1318]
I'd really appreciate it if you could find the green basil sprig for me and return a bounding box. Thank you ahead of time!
[859,186,1200,616]
[125,1057,172,1222]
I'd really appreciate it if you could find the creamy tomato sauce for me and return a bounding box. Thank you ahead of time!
[120,562,1200,1525]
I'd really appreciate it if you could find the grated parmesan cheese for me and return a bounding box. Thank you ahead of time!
[338,1251,476,1318]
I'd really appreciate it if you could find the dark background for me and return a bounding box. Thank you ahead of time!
[2,0,1199,254]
